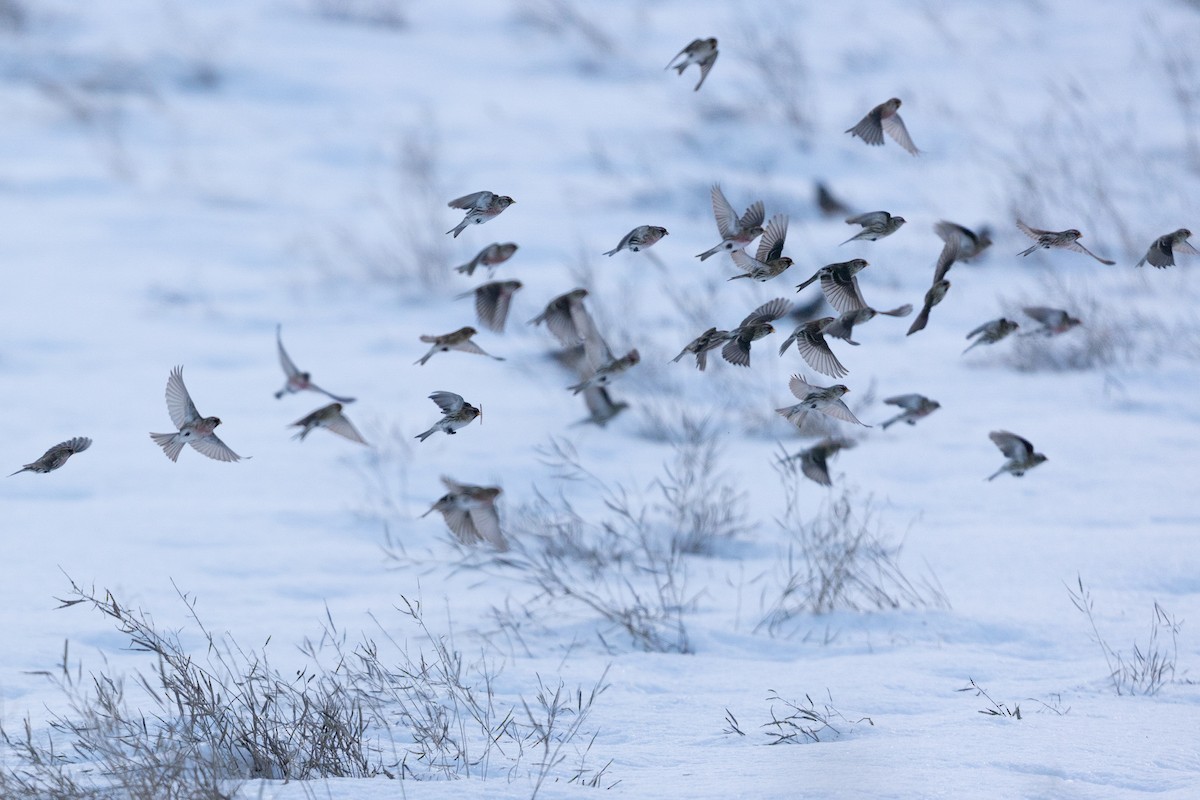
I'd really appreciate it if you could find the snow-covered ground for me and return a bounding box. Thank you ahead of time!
[2,0,1200,797]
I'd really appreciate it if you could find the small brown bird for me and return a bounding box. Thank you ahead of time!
[987,430,1047,481]
[275,325,355,402]
[841,211,906,245]
[446,191,515,237]
[1016,221,1115,264]
[697,184,765,260]
[454,242,519,276]
[776,374,868,428]
[529,288,590,347]
[729,214,792,281]
[880,394,940,430]
[1021,307,1081,337]
[721,297,792,367]
[779,437,856,487]
[907,279,950,336]
[291,402,368,445]
[779,317,848,378]
[423,477,507,550]
[820,305,912,345]
[565,301,641,393]
[672,326,732,371]
[934,221,992,262]
[964,317,1020,354]
[574,386,630,428]
[815,181,852,218]
[459,280,523,333]
[415,326,504,365]
[9,436,91,476]
[604,225,669,256]
[415,391,481,441]
[667,37,718,91]
[150,366,244,463]
[845,97,919,155]
[796,259,871,314]
[1136,229,1198,268]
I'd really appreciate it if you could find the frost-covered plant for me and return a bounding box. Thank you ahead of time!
[724,690,873,745]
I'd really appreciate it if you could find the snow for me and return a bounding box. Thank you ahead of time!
[2,0,1200,797]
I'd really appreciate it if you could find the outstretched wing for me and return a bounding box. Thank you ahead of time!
[882,112,919,155]
[989,430,1034,461]
[189,432,242,463]
[755,214,789,263]
[429,391,466,414]
[165,366,201,429]
[739,297,793,327]
[710,184,739,239]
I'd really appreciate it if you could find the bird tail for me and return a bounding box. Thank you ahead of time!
[447,220,469,238]
[778,334,796,356]
[986,468,1004,481]
[695,243,723,261]
[775,405,807,427]
[8,466,31,477]
[880,415,900,430]
[150,432,185,462]
[1017,244,1037,257]
[602,247,620,257]
[415,347,437,366]
[415,426,439,442]
[454,261,476,275]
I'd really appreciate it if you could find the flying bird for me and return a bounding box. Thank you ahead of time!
[880,394,940,430]
[446,191,515,237]
[529,288,591,347]
[454,242,519,276]
[729,214,792,281]
[415,391,482,441]
[779,437,856,487]
[9,436,91,476]
[820,305,912,345]
[721,297,792,367]
[667,37,718,91]
[907,279,950,336]
[150,366,244,463]
[274,325,355,403]
[987,430,1047,481]
[779,317,849,379]
[672,326,732,371]
[291,402,368,445]
[841,211,906,245]
[604,225,669,256]
[815,181,852,217]
[845,97,919,155]
[963,317,1020,354]
[696,184,765,261]
[934,221,992,262]
[1021,307,1081,337]
[415,326,504,365]
[796,259,871,313]
[574,386,630,428]
[423,477,507,550]
[1136,229,1198,268]
[776,374,868,428]
[566,303,640,393]
[459,280,523,333]
[1016,221,1115,264]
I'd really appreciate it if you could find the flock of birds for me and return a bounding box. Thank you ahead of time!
[10,36,1198,551]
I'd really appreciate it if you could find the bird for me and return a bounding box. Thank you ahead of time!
[907,279,950,336]
[1021,307,1081,337]
[422,477,507,550]
[454,242,519,276]
[9,436,91,476]
[779,437,856,487]
[721,297,792,367]
[415,391,481,441]
[841,211,906,245]
[574,386,630,427]
[934,221,992,262]
[415,326,504,365]
[672,326,732,371]
[274,325,355,402]
[845,97,919,155]
[963,317,1020,354]
[776,374,868,428]
[666,37,718,91]
[778,317,849,379]
[696,185,765,261]
[529,288,591,347]
[815,181,852,217]
[604,225,669,256]
[1136,229,1198,268]
[728,214,792,282]
[290,402,367,445]
[796,259,871,314]
[820,305,912,345]
[1016,221,1115,264]
[458,280,523,333]
[566,304,640,393]
[931,235,962,284]
[150,366,244,463]
[880,394,940,430]
[446,191,515,237]
[987,430,1047,481]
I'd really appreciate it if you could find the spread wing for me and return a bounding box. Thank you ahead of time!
[989,430,1034,461]
[755,214,788,262]
[794,328,848,379]
[429,391,465,414]
[846,108,884,145]
[882,112,919,155]
[787,373,817,400]
[276,325,301,379]
[1022,306,1062,326]
[448,191,492,210]
[325,412,368,445]
[188,433,242,463]
[821,270,868,313]
[739,200,765,231]
[165,366,201,429]
[821,399,867,426]
[739,297,793,327]
[710,184,739,239]
[846,211,888,227]
[1016,220,1048,240]
[884,394,925,411]
[468,504,507,550]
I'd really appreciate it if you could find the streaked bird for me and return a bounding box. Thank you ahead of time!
[291,402,367,445]
[9,436,91,476]
[963,317,1020,354]
[779,437,855,487]
[1136,229,1198,268]
[672,326,732,371]
[696,184,765,261]
[845,97,920,155]
[779,317,848,378]
[1021,307,1081,337]
[150,366,244,463]
[666,37,718,91]
[721,297,792,367]
[907,279,950,336]
[934,221,992,262]
[820,305,912,345]
[604,225,669,256]
[880,394,940,430]
[529,288,590,347]
[458,280,523,333]
[796,258,870,313]
[776,374,868,428]
[415,326,504,365]
[454,242,518,276]
[841,211,905,245]
[1016,221,1114,264]
[274,325,355,402]
[446,191,515,238]
[987,430,1047,481]
[729,214,792,281]
[415,391,481,441]
[567,303,640,393]
[423,477,507,550]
